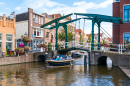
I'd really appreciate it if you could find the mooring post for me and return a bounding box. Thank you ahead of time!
[45,52,48,63]
[84,54,87,66]
[87,52,90,65]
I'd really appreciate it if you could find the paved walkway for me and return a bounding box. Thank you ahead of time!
[119,66,130,79]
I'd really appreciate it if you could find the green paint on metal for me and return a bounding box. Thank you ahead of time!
[74,13,123,24]
[91,19,95,50]
[55,22,59,50]
[41,13,73,28]
[97,22,101,50]
[64,25,68,49]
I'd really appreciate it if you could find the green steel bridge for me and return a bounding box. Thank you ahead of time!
[40,13,123,53]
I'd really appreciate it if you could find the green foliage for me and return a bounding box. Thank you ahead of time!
[79,34,84,44]
[58,26,74,42]
[48,42,52,51]
[87,34,92,43]
[58,29,65,41]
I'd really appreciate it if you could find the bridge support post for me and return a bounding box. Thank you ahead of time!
[88,52,90,64]
[55,22,59,50]
[91,19,95,50]
[84,54,87,65]
[97,22,101,50]
[64,25,68,49]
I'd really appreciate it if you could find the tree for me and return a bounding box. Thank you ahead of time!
[87,34,92,43]
[58,26,74,42]
[79,34,84,44]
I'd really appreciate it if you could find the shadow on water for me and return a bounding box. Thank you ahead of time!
[0,57,129,86]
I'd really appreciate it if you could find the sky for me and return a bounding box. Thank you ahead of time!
[0,0,114,37]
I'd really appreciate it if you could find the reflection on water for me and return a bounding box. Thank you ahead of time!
[0,62,129,86]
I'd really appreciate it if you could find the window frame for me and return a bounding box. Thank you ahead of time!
[46,32,49,39]
[123,4,130,22]
[33,27,43,37]
[6,34,13,51]
[123,32,130,47]
[36,15,38,23]
[33,14,35,22]
[0,33,2,51]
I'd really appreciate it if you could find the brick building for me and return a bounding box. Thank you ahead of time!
[15,8,45,52]
[0,14,15,52]
[113,0,130,46]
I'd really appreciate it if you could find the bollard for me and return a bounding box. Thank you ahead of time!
[87,52,90,65]
[84,54,87,66]
[45,52,48,63]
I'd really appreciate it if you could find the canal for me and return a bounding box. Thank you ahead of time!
[0,57,129,86]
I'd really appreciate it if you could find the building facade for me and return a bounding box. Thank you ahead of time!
[113,0,130,46]
[15,8,45,52]
[0,14,15,52]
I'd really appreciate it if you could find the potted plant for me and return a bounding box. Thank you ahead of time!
[15,47,24,56]
[21,35,31,46]
[38,43,47,52]
[126,43,130,54]
[24,46,31,56]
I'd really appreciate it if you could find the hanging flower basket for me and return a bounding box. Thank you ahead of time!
[21,35,31,43]
[38,43,47,48]
[38,43,47,52]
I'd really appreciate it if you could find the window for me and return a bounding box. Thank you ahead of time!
[0,34,2,40]
[6,34,13,51]
[46,32,49,38]
[6,35,12,41]
[6,42,12,51]
[33,14,35,22]
[0,42,2,52]
[33,28,43,37]
[124,5,130,22]
[41,17,43,24]
[124,33,130,45]
[36,15,38,23]
[39,16,40,24]
[51,33,53,40]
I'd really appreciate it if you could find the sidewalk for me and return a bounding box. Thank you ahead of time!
[119,66,130,79]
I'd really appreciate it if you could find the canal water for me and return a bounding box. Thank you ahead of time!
[0,57,129,86]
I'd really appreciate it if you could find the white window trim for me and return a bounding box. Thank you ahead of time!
[123,4,130,23]
[6,34,13,51]
[33,27,43,37]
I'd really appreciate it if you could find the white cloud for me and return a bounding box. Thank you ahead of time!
[14,0,113,37]
[0,2,4,5]
[14,7,21,11]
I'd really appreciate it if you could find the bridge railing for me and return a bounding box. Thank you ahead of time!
[58,42,125,54]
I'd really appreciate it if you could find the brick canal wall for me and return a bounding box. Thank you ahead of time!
[91,50,130,68]
[0,53,34,66]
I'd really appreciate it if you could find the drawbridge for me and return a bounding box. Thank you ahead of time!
[40,13,123,52]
